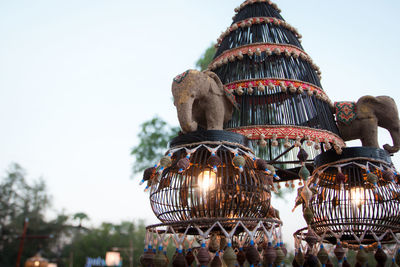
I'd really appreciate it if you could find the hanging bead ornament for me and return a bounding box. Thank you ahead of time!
[295,136,302,147]
[291,181,295,189]
[298,165,310,180]
[283,136,291,149]
[303,207,314,225]
[317,244,329,267]
[232,152,246,172]
[172,252,187,267]
[304,252,319,267]
[333,242,346,264]
[207,146,222,173]
[274,243,285,267]
[366,167,378,187]
[158,153,173,172]
[294,248,305,267]
[300,183,313,208]
[210,252,222,267]
[356,246,369,266]
[297,148,309,163]
[313,138,321,150]
[208,233,220,253]
[342,257,351,267]
[177,157,190,173]
[259,134,267,148]
[324,138,332,150]
[305,229,319,248]
[305,135,313,147]
[383,168,395,182]
[375,245,388,267]
[271,134,278,147]
[140,166,156,185]
[263,242,277,267]
[222,246,237,267]
[236,247,246,266]
[185,248,195,266]
[246,240,261,267]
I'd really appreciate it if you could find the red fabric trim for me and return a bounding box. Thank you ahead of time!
[224,78,328,100]
[226,126,345,147]
[211,43,307,69]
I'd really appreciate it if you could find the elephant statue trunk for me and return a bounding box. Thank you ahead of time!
[176,97,198,133]
[172,69,238,133]
[334,95,400,154]
[383,115,400,154]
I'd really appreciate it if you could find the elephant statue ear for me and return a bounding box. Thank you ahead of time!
[203,70,239,110]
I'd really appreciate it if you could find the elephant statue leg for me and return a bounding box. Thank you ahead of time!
[359,117,379,148]
[205,107,225,131]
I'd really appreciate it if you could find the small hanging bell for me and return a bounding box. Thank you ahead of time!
[356,246,368,266]
[375,246,387,267]
[245,241,260,266]
[317,244,329,266]
[222,245,237,267]
[303,207,314,225]
[299,165,310,180]
[294,248,305,267]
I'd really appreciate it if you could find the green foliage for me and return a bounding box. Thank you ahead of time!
[73,212,89,228]
[131,116,180,174]
[62,221,146,267]
[0,163,70,267]
[195,43,216,71]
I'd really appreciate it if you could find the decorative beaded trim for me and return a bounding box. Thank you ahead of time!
[209,43,322,78]
[216,17,301,47]
[234,0,281,14]
[227,125,345,148]
[294,226,400,252]
[224,78,332,106]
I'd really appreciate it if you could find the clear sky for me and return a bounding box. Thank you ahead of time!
[1,0,400,248]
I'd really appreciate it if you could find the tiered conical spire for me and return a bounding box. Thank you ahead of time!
[209,0,344,171]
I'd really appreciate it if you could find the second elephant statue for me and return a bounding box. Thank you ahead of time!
[334,95,400,154]
[172,69,238,133]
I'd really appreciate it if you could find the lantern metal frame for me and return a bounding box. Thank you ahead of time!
[149,130,273,223]
[302,147,400,246]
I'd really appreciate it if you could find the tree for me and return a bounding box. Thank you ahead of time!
[0,163,70,267]
[131,116,180,174]
[72,212,89,228]
[195,43,216,71]
[62,221,147,267]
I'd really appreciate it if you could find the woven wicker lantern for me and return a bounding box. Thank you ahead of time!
[24,253,48,267]
[209,0,344,172]
[147,131,272,223]
[306,147,400,246]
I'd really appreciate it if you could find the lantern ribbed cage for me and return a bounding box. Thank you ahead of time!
[149,131,272,223]
[208,0,343,174]
[307,147,400,245]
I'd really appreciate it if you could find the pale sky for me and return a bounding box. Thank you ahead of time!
[1,0,400,248]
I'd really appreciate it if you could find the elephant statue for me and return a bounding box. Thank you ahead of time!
[334,95,400,153]
[172,69,238,133]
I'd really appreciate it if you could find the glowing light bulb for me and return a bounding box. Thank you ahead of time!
[350,187,365,208]
[198,170,217,192]
[34,261,40,267]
